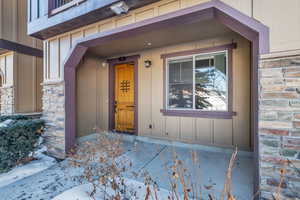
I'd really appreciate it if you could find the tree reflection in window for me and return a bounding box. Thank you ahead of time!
[167,51,228,111]
[195,53,227,111]
[168,57,193,109]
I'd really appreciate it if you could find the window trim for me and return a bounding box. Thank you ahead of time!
[48,0,86,16]
[161,43,237,119]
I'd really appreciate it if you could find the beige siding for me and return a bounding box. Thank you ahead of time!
[76,58,99,136]
[253,0,300,52]
[15,53,43,113]
[38,0,294,150]
[0,52,43,113]
[76,57,109,136]
[0,53,14,87]
[0,0,16,42]
[0,0,42,49]
[195,118,213,143]
[76,34,251,150]
[0,0,43,114]
[43,0,300,76]
[49,39,60,80]
[43,0,252,82]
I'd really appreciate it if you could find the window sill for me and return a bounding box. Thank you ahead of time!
[49,0,86,16]
[160,109,236,119]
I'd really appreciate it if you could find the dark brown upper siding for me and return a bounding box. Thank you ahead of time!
[0,39,43,57]
[28,0,161,40]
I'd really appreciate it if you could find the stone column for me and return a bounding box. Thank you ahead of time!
[259,55,300,199]
[42,81,66,159]
[0,86,15,114]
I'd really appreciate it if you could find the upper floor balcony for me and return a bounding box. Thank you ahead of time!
[27,0,161,40]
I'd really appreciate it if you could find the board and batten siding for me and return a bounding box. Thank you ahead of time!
[0,0,42,49]
[0,53,14,87]
[41,0,300,62]
[15,53,43,113]
[44,0,252,82]
[43,0,252,149]
[43,0,300,82]
[0,52,43,113]
[75,34,251,150]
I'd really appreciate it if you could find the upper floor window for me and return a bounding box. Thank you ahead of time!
[167,51,228,111]
[49,0,86,16]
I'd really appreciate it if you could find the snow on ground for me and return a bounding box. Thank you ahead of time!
[0,145,57,188]
[52,178,171,200]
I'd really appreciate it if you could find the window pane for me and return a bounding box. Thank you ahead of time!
[195,52,227,111]
[168,57,193,109]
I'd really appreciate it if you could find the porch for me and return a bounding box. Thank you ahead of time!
[80,133,254,199]
[39,0,269,197]
[0,133,254,200]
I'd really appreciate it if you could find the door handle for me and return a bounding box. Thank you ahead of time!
[126,105,136,108]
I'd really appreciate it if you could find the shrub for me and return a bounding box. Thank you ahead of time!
[0,115,30,123]
[0,118,44,173]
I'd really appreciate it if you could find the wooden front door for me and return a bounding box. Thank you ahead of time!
[114,63,135,133]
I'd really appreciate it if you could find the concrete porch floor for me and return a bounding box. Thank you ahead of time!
[0,133,253,200]
[80,133,254,199]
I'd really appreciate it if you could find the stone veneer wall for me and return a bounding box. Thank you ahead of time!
[259,55,300,199]
[0,86,15,114]
[42,82,65,159]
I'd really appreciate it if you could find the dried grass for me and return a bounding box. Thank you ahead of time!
[68,133,286,200]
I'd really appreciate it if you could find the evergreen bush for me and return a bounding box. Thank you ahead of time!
[0,115,29,122]
[0,117,44,173]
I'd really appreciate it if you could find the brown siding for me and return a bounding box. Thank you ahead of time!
[15,53,43,113]
[0,0,42,49]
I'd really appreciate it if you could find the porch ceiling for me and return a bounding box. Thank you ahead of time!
[87,19,233,58]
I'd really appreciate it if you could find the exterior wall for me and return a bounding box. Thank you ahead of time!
[15,53,43,113]
[42,82,65,158]
[253,0,300,52]
[259,52,300,199]
[76,58,108,137]
[31,0,300,53]
[0,0,42,48]
[41,0,255,157]
[0,0,43,115]
[0,52,43,114]
[75,34,251,150]
[36,0,300,198]
[42,0,300,84]
[0,52,15,114]
[44,0,251,82]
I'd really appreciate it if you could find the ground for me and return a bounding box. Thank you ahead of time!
[0,133,253,200]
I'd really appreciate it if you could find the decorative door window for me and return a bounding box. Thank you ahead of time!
[120,80,130,93]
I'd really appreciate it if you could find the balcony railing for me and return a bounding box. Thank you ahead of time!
[48,0,86,16]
